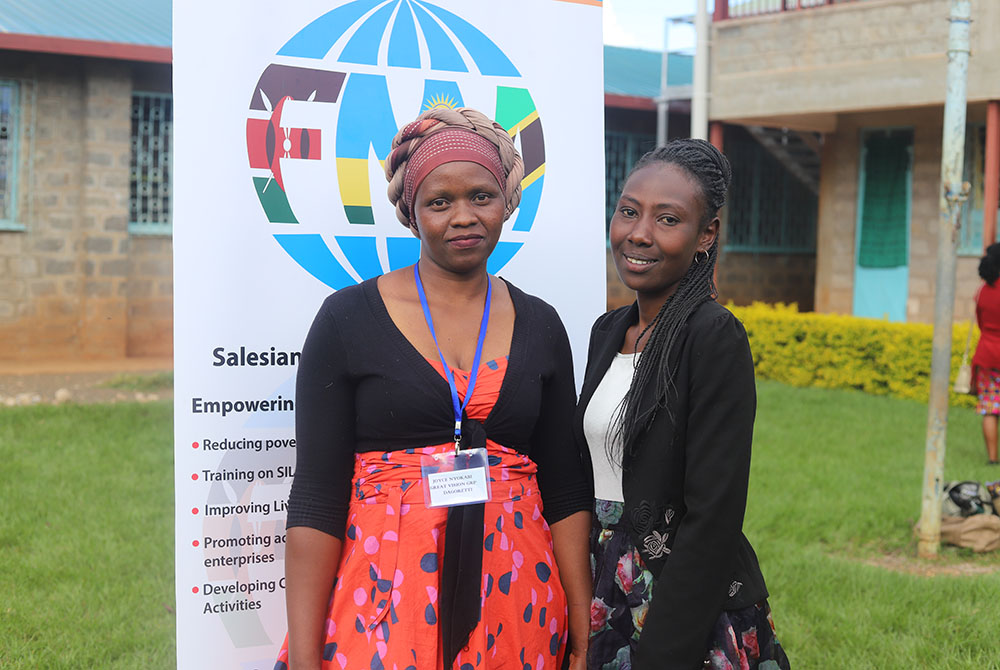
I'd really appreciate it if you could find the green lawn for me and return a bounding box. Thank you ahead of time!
[0,402,175,669]
[0,384,998,669]
[750,381,1000,669]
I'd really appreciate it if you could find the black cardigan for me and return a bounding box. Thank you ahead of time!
[574,300,769,670]
[287,277,593,539]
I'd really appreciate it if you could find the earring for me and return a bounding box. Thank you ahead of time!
[695,249,709,264]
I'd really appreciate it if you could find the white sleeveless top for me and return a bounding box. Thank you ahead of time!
[582,351,637,503]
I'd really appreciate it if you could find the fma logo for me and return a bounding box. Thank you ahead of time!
[245,0,546,290]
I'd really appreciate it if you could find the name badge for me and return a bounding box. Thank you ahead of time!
[421,447,492,508]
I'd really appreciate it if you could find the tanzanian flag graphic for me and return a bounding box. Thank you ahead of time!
[496,86,545,234]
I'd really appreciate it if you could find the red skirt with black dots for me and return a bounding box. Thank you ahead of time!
[275,358,568,670]
[976,366,1000,415]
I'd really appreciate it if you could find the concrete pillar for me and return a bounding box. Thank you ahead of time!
[78,60,132,358]
[984,100,1000,251]
[709,122,724,152]
[691,0,709,141]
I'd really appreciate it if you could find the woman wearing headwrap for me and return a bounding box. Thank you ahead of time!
[275,107,593,670]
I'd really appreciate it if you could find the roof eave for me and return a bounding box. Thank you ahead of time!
[0,33,171,64]
[605,93,656,111]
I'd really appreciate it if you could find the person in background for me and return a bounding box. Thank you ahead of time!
[275,107,592,670]
[577,140,791,670]
[973,242,1000,465]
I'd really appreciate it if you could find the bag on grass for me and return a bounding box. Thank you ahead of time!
[940,514,1000,553]
[942,481,994,517]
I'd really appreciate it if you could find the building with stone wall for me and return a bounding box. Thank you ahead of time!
[711,0,1000,323]
[602,44,817,311]
[0,6,692,361]
[3,2,880,362]
[0,6,172,360]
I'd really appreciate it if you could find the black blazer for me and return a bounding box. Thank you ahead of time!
[574,300,769,670]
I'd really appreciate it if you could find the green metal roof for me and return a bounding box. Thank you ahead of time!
[0,0,170,46]
[604,45,692,98]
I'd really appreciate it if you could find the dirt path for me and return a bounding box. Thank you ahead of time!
[860,552,1000,577]
[0,358,173,405]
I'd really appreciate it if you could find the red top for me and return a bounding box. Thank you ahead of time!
[973,282,1000,370]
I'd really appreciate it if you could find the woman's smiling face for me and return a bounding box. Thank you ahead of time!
[609,162,718,305]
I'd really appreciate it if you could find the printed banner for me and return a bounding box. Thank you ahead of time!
[172,1,606,667]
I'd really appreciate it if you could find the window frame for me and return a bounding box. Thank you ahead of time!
[0,78,24,232]
[723,126,818,255]
[129,90,173,236]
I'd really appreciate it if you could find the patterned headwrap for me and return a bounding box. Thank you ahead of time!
[385,107,524,228]
[401,129,506,224]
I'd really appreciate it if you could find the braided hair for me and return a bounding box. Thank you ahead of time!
[611,139,732,465]
[384,107,524,227]
[979,242,1000,286]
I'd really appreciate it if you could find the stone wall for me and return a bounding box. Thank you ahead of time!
[716,250,816,310]
[711,0,1000,129]
[127,236,173,356]
[0,52,173,360]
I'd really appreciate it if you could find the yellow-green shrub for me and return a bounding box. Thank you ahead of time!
[727,302,979,408]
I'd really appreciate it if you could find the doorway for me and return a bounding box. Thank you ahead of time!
[854,128,913,322]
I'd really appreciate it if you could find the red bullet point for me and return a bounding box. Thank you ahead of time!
[192,586,199,594]
[192,441,199,449]
[191,473,198,480]
[191,507,199,515]
[192,540,199,547]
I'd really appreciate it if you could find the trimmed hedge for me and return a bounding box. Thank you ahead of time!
[727,303,979,408]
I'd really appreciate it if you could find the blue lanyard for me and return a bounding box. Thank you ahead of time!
[414,264,492,452]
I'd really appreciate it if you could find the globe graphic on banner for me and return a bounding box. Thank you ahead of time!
[245,0,546,289]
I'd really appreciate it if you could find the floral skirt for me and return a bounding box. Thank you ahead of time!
[976,367,1000,415]
[589,499,790,670]
[274,444,567,670]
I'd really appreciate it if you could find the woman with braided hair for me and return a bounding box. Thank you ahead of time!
[576,140,790,670]
[276,107,592,670]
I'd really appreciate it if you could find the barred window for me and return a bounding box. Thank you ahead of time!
[130,92,172,235]
[725,126,817,254]
[0,79,22,230]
